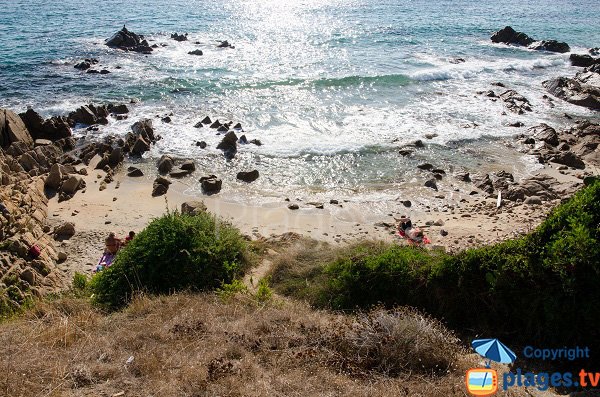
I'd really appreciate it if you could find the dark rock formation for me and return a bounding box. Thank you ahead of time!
[188,49,203,56]
[543,72,600,110]
[106,27,153,54]
[236,170,259,183]
[529,40,570,53]
[200,175,222,194]
[491,26,534,46]
[171,33,188,42]
[499,90,532,114]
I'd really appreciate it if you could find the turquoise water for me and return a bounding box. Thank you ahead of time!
[1,0,599,203]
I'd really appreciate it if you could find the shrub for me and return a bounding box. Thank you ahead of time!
[90,211,247,309]
[72,272,88,291]
[327,307,461,375]
[255,277,273,303]
[282,181,600,359]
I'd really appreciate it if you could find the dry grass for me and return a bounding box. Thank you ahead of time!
[0,293,550,397]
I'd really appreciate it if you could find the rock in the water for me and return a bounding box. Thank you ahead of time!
[157,155,174,174]
[499,90,532,114]
[74,58,98,70]
[152,176,171,197]
[196,141,207,149]
[236,170,259,183]
[490,26,534,46]
[201,116,211,125]
[424,179,438,191]
[169,170,191,178]
[288,203,299,210]
[200,175,222,194]
[217,40,233,48]
[127,167,144,177]
[454,172,471,182]
[69,105,97,125]
[210,120,222,129]
[528,124,559,146]
[180,160,196,172]
[542,73,600,110]
[130,136,151,156]
[171,32,188,42]
[1,109,33,147]
[106,26,153,54]
[181,200,207,215]
[216,131,238,159]
[570,54,598,68]
[188,49,203,56]
[108,147,124,167]
[417,163,434,171]
[529,40,570,53]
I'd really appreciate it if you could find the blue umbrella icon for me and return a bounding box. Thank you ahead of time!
[472,338,517,366]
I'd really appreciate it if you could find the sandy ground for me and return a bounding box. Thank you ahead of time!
[47,157,586,279]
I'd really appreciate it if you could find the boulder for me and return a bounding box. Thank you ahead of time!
[288,203,299,210]
[180,160,196,172]
[110,104,129,115]
[19,109,44,134]
[130,136,151,156]
[69,105,97,125]
[54,222,75,238]
[108,147,124,167]
[570,54,597,68]
[106,26,153,54]
[171,32,188,42]
[61,176,83,195]
[131,119,155,142]
[210,120,222,129]
[127,167,144,177]
[181,201,207,215]
[196,141,207,149]
[417,163,433,171]
[529,40,570,53]
[551,151,585,169]
[1,109,34,147]
[157,155,174,174]
[201,116,211,125]
[490,26,534,46]
[152,176,171,197]
[424,179,438,191]
[200,175,222,194]
[473,174,494,195]
[504,174,560,201]
[45,163,63,190]
[528,124,559,146]
[217,40,234,48]
[236,170,259,183]
[524,196,543,205]
[188,49,203,56]
[216,131,238,159]
[542,73,600,110]
[169,170,191,178]
[499,90,532,114]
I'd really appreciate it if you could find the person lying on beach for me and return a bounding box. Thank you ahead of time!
[396,216,427,244]
[105,232,122,254]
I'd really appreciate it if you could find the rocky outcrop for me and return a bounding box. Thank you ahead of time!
[74,58,99,70]
[491,26,570,53]
[126,119,157,156]
[529,40,570,53]
[171,33,188,42]
[570,54,599,68]
[1,109,34,148]
[491,26,534,46]
[504,174,561,201]
[528,124,559,146]
[188,50,203,56]
[499,90,532,114]
[106,26,153,54]
[216,131,238,159]
[543,71,600,110]
[157,155,174,174]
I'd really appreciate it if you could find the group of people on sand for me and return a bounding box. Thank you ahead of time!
[396,216,430,245]
[94,231,135,272]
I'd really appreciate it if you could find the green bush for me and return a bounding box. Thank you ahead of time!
[302,181,600,355]
[89,211,248,309]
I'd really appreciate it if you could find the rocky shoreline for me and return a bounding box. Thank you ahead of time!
[0,25,599,313]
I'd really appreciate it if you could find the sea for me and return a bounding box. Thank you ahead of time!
[1,0,599,207]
